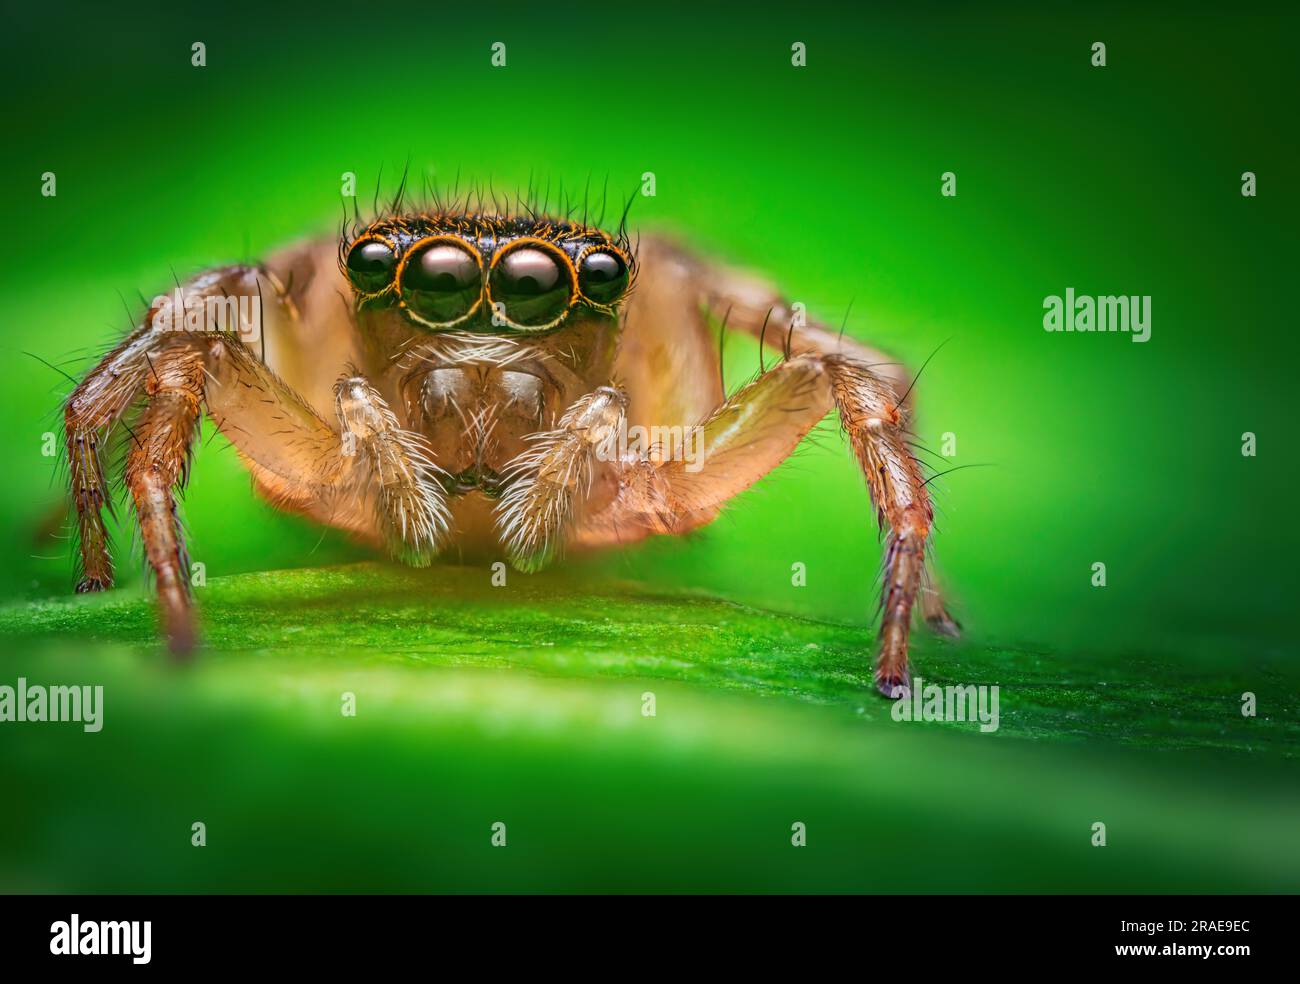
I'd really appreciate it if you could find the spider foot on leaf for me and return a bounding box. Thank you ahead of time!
[503,538,559,575]
[380,483,449,569]
[926,608,963,639]
[876,670,912,701]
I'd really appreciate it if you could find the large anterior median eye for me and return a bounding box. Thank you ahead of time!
[346,239,397,293]
[400,240,482,326]
[489,244,574,329]
[578,249,629,307]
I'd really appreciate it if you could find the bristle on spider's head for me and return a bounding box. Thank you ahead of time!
[336,179,637,336]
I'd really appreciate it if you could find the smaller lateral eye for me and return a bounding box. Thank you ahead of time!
[578,249,629,306]
[346,240,397,293]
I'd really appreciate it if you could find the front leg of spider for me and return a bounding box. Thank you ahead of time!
[570,350,935,698]
[819,355,934,697]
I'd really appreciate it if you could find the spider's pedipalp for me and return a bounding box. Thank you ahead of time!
[494,385,627,572]
[333,371,451,566]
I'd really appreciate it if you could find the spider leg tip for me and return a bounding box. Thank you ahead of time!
[166,626,198,661]
[75,575,110,594]
[925,610,963,639]
[876,671,912,700]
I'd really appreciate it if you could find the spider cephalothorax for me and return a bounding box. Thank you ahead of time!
[339,213,636,333]
[64,200,960,697]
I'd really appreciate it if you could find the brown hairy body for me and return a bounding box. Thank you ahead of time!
[63,208,959,696]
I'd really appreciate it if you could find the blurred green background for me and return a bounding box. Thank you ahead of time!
[0,1,1296,892]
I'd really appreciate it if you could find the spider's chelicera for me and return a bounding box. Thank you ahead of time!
[63,200,960,697]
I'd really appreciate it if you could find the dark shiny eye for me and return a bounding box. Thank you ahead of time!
[490,246,573,327]
[579,250,629,306]
[346,240,397,293]
[401,241,481,324]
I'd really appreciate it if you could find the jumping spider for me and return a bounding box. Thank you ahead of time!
[64,197,960,696]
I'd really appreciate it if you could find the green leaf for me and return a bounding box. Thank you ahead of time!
[1,563,1296,892]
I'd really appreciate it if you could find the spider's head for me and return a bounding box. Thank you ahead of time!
[338,212,635,334]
